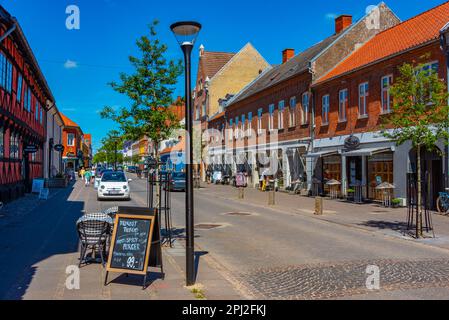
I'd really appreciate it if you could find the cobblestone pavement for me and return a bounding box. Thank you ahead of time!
[241,259,449,300]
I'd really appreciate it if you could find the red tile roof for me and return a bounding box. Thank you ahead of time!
[318,1,449,83]
[201,51,235,79]
[60,113,80,128]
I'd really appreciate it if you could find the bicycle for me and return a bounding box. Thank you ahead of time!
[436,191,449,214]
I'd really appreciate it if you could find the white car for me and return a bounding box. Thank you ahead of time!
[97,171,132,201]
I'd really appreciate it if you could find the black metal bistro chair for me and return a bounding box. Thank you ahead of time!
[77,213,112,268]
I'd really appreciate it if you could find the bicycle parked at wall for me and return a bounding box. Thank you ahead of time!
[436,190,449,214]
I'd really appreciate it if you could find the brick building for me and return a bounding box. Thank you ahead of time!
[311,1,449,205]
[0,6,56,200]
[194,43,271,180]
[60,113,83,172]
[207,3,399,189]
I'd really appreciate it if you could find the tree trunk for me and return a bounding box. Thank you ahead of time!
[417,145,423,238]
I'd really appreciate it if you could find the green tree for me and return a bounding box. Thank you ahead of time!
[383,60,449,238]
[94,130,124,168]
[100,20,183,162]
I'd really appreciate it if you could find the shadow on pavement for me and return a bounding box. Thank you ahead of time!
[0,182,84,300]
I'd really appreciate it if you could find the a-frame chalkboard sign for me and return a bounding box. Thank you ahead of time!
[104,207,162,289]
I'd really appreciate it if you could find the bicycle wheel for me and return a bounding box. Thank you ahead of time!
[436,196,449,214]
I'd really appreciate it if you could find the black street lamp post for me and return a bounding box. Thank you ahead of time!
[170,21,201,287]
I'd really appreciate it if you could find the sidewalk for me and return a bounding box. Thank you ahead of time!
[0,180,244,300]
[200,184,449,251]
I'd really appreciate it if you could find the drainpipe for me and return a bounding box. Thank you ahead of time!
[440,27,449,188]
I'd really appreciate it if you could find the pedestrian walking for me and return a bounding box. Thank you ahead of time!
[84,169,92,186]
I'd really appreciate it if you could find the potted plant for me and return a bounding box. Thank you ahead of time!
[391,198,402,208]
[346,188,355,201]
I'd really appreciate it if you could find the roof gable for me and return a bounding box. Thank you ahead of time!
[200,51,235,79]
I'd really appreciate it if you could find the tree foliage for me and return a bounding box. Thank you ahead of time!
[382,59,449,237]
[100,20,183,155]
[93,130,124,165]
[383,60,449,150]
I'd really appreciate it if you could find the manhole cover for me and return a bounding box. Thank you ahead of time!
[195,224,222,230]
[225,212,252,216]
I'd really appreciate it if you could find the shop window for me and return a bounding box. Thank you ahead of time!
[289,97,297,127]
[9,133,19,159]
[381,75,393,114]
[339,89,348,122]
[323,156,342,194]
[368,152,394,201]
[322,95,330,125]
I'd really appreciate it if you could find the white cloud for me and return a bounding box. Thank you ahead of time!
[64,60,78,69]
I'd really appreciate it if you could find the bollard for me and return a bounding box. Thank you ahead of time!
[315,196,323,215]
[268,190,276,206]
[238,187,245,200]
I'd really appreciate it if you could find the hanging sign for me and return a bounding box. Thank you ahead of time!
[24,145,38,154]
[344,135,361,151]
[54,144,65,152]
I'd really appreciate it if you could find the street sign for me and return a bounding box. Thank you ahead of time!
[54,144,64,152]
[105,209,158,289]
[24,145,38,154]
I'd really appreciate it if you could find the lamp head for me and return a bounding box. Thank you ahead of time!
[170,21,202,47]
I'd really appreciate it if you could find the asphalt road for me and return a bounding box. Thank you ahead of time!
[111,174,449,299]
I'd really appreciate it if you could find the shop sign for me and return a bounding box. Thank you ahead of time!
[344,135,361,151]
[54,144,65,152]
[24,145,38,154]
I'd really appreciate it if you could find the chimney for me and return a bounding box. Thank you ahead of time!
[335,15,352,34]
[282,49,295,64]
[199,44,205,57]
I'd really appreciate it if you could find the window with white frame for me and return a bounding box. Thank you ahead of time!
[339,89,348,121]
[359,82,369,117]
[35,101,40,121]
[322,94,330,125]
[241,115,246,139]
[268,104,275,131]
[68,133,75,147]
[301,93,309,125]
[202,103,206,118]
[289,97,297,127]
[381,75,393,114]
[257,108,263,135]
[248,112,253,137]
[229,119,234,141]
[10,132,19,159]
[195,105,200,120]
[235,117,239,139]
[0,52,13,93]
[278,101,285,130]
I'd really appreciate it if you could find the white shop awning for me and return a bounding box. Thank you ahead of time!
[342,147,394,157]
[306,150,340,159]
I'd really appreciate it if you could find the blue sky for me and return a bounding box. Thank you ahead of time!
[0,0,445,152]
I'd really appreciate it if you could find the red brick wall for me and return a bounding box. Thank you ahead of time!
[314,42,447,140]
[225,72,312,148]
